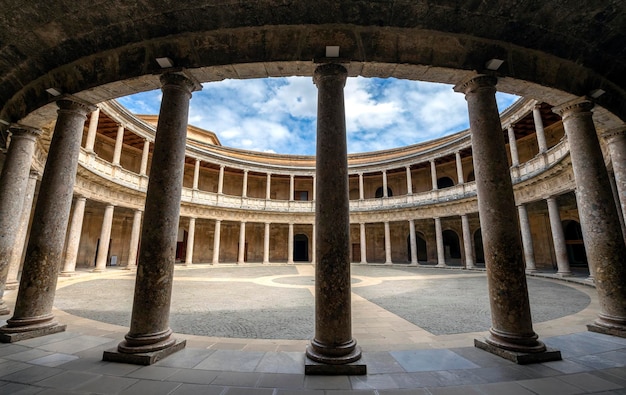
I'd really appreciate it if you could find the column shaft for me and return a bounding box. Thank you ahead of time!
[409,219,418,265]
[112,124,124,166]
[140,139,150,176]
[242,170,248,197]
[85,107,100,152]
[455,75,549,356]
[384,221,392,264]
[604,126,626,235]
[287,223,294,264]
[94,205,115,271]
[186,218,196,265]
[289,175,295,201]
[126,210,142,269]
[358,173,364,200]
[406,167,413,195]
[435,217,446,267]
[430,160,438,190]
[1,99,93,342]
[382,170,388,197]
[306,63,361,368]
[61,196,87,275]
[517,205,537,272]
[507,126,520,166]
[554,98,626,336]
[263,223,270,264]
[456,152,464,184]
[212,220,221,264]
[217,165,224,194]
[359,223,367,264]
[238,221,246,264]
[534,105,548,153]
[461,215,474,269]
[193,159,200,190]
[546,197,571,275]
[266,173,271,200]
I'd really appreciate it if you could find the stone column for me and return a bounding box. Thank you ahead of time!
[306,63,363,373]
[263,222,270,264]
[289,174,295,201]
[287,223,294,264]
[384,221,392,265]
[126,210,142,269]
[266,173,272,200]
[534,104,548,153]
[359,223,367,264]
[212,220,221,265]
[434,217,446,267]
[382,170,388,197]
[507,125,520,167]
[140,139,151,176]
[186,217,196,266]
[242,170,248,198]
[406,166,413,195]
[358,173,364,200]
[456,152,464,184]
[238,221,246,264]
[313,175,317,201]
[604,126,626,230]
[94,204,115,272]
[6,170,39,290]
[0,126,42,315]
[409,219,418,265]
[85,107,100,152]
[104,73,199,364]
[193,159,200,190]
[311,223,316,265]
[217,165,224,194]
[553,98,626,337]
[430,160,438,190]
[546,197,571,276]
[461,214,474,269]
[112,124,124,166]
[0,98,94,342]
[60,196,87,275]
[517,204,537,272]
[455,75,556,362]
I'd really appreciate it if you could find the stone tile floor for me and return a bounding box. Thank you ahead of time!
[0,264,624,394]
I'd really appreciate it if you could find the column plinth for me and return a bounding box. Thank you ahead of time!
[1,99,93,342]
[553,98,626,338]
[305,63,364,375]
[455,75,560,363]
[103,72,200,364]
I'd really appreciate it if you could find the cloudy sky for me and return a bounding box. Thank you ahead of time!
[118,77,518,155]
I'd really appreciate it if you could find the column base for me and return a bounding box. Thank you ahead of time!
[556,271,573,277]
[587,315,626,338]
[5,281,19,291]
[474,338,561,364]
[384,262,393,266]
[0,322,66,343]
[59,271,78,277]
[436,264,447,268]
[305,356,367,375]
[103,338,186,365]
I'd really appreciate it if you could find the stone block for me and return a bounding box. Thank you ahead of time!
[0,323,67,343]
[305,357,366,375]
[102,339,186,365]
[474,338,562,364]
[587,323,626,339]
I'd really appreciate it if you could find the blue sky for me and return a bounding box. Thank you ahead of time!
[118,77,518,155]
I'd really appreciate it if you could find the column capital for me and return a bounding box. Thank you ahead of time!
[453,74,497,95]
[9,125,42,139]
[159,72,202,93]
[552,97,594,118]
[56,97,96,116]
[602,125,626,140]
[313,63,348,86]
[533,102,543,110]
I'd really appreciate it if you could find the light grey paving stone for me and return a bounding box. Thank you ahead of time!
[558,372,624,392]
[0,360,31,377]
[514,363,562,378]
[517,377,584,395]
[0,381,45,394]
[38,335,114,354]
[3,348,53,362]
[257,373,305,389]
[0,365,62,384]
[211,371,262,387]
[0,344,31,357]
[596,350,626,365]
[170,383,226,395]
[472,381,536,395]
[154,347,215,368]
[56,356,108,371]
[591,367,626,387]
[469,366,536,383]
[324,390,376,395]
[426,385,485,395]
[223,387,274,395]
[359,351,406,374]
[389,371,441,388]
[74,375,139,394]
[544,334,622,359]
[276,390,325,395]
[32,389,85,395]
[118,379,181,395]
[254,351,304,374]
[350,373,400,390]
[303,375,352,390]
[17,332,77,348]
[87,361,141,376]
[542,359,594,374]
[430,369,488,387]
[447,347,515,368]
[194,350,265,372]
[377,389,430,395]
[390,349,480,372]
[29,353,79,367]
[36,370,101,390]
[165,369,219,384]
[572,354,626,370]
[582,332,626,347]
[125,365,180,380]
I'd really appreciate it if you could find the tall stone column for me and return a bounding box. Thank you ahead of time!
[456,152,464,184]
[517,204,537,272]
[311,223,316,265]
[140,139,150,176]
[435,217,446,267]
[553,98,626,337]
[238,221,246,264]
[266,173,272,200]
[359,223,367,264]
[112,124,124,167]
[455,74,558,363]
[384,221,392,265]
[263,222,270,264]
[94,204,115,272]
[126,210,142,269]
[61,196,87,275]
[186,217,196,266]
[289,175,295,201]
[6,170,39,290]
[461,214,474,269]
[0,126,42,315]
[84,107,100,153]
[406,166,413,195]
[533,104,548,153]
[212,220,221,265]
[217,165,224,194]
[430,160,438,190]
[193,159,200,190]
[382,170,388,197]
[306,63,363,373]
[358,173,364,200]
[604,126,626,230]
[287,223,294,264]
[546,197,571,276]
[242,170,248,197]
[507,125,520,166]
[0,98,94,342]
[103,72,199,364]
[409,219,418,265]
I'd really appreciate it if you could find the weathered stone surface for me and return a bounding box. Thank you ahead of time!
[475,338,561,365]
[103,338,186,366]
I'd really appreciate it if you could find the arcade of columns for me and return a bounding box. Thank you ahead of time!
[0,66,625,369]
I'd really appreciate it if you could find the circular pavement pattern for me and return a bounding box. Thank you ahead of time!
[54,265,590,340]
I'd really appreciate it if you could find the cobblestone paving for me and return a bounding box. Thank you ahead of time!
[53,265,590,340]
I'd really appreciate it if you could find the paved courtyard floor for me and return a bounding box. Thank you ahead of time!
[1,264,625,394]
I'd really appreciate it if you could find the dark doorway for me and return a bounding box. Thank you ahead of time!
[474,228,485,264]
[563,220,588,267]
[437,177,455,189]
[294,234,309,262]
[176,229,188,262]
[443,230,462,259]
[375,186,393,198]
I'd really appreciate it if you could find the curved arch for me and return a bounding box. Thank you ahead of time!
[375,186,393,198]
[437,177,455,189]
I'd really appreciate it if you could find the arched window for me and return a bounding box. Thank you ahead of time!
[437,177,454,189]
[442,230,461,260]
[375,186,393,198]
